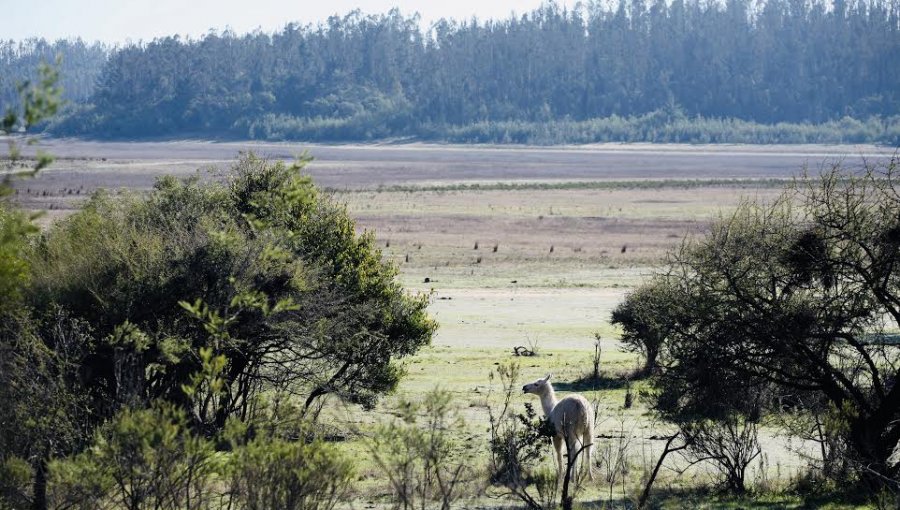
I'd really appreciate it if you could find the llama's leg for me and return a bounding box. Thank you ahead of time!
[566,434,579,482]
[553,435,563,480]
[583,429,595,480]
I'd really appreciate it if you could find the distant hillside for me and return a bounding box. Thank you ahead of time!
[22,1,900,143]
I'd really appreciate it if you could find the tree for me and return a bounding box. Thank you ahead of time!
[610,278,677,374]
[26,153,435,434]
[629,158,900,489]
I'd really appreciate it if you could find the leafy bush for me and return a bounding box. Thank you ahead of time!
[224,421,354,510]
[486,362,557,509]
[0,456,32,510]
[50,403,216,510]
[27,153,435,432]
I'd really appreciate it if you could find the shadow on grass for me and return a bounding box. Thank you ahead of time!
[553,375,630,392]
[626,486,875,510]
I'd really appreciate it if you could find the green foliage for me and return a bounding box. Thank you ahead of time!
[53,403,217,510]
[0,308,93,510]
[224,422,354,510]
[47,400,355,510]
[489,402,553,485]
[0,208,34,311]
[27,153,434,432]
[0,456,32,510]
[611,278,679,374]
[429,114,900,145]
[368,388,478,509]
[1,58,61,319]
[487,362,556,509]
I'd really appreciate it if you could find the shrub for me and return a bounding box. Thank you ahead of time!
[27,153,435,432]
[225,424,354,510]
[368,388,477,509]
[50,403,217,510]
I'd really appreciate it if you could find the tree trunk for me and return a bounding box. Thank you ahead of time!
[644,347,659,375]
[638,433,686,509]
[32,455,48,510]
[849,417,898,488]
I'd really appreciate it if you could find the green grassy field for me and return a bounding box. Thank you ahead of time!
[326,182,843,508]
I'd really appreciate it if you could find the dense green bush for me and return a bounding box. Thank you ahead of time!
[225,421,354,510]
[50,403,216,510]
[48,402,354,510]
[26,154,434,433]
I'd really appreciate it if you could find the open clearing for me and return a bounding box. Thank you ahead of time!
[10,139,893,507]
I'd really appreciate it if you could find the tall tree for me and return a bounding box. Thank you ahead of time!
[623,158,900,488]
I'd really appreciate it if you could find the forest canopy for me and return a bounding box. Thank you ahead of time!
[5,0,899,144]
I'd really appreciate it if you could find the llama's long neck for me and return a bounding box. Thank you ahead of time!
[539,385,558,417]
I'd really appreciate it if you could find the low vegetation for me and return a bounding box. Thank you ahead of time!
[250,110,900,145]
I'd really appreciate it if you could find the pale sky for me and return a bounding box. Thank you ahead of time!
[1,0,577,44]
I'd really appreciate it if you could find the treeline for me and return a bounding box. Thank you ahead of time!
[35,0,900,143]
[0,39,108,110]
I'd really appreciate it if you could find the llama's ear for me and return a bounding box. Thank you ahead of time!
[544,373,552,382]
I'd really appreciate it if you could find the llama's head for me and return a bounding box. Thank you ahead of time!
[522,373,552,395]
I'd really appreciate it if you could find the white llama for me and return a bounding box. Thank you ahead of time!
[522,373,595,481]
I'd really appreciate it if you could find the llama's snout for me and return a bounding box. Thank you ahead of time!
[522,385,529,393]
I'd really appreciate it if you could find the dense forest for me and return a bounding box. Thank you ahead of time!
[8,0,900,143]
[0,39,108,109]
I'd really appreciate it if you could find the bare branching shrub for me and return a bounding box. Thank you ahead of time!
[367,388,477,510]
[775,394,851,486]
[596,411,635,501]
[682,416,762,494]
[624,379,634,409]
[591,333,602,382]
[637,431,688,509]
